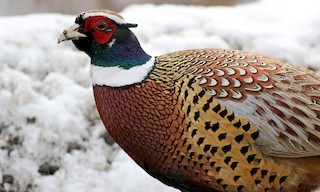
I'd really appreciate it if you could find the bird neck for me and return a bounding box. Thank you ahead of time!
[90,28,154,87]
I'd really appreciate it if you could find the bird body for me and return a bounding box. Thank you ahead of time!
[58,10,320,192]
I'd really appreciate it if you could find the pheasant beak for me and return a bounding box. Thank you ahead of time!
[58,23,87,43]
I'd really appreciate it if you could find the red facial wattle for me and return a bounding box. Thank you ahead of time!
[83,16,117,45]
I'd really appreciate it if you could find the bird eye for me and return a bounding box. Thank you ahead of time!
[96,20,108,30]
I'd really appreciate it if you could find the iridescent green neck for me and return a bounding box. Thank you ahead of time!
[90,28,151,69]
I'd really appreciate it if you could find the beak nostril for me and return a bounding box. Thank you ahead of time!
[63,29,68,35]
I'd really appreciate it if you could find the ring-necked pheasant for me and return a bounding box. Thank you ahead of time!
[58,9,320,192]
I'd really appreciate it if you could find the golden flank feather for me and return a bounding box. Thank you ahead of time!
[145,48,320,192]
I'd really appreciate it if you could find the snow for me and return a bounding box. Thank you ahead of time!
[0,0,319,191]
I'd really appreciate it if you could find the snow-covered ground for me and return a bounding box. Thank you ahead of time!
[0,0,319,191]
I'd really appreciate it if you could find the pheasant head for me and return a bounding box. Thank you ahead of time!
[58,9,153,87]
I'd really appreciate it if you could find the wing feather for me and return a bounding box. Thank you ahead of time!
[158,48,320,157]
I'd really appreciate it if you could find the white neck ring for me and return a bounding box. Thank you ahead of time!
[90,57,155,87]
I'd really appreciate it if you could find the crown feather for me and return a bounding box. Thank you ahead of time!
[78,9,136,28]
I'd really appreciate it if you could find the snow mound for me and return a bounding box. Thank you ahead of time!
[0,0,319,191]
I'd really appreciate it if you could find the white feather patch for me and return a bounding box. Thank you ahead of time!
[80,11,126,25]
[199,78,208,85]
[90,57,155,87]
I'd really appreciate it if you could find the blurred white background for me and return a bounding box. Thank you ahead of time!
[0,0,255,15]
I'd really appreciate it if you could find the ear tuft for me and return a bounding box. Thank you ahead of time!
[123,23,138,28]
